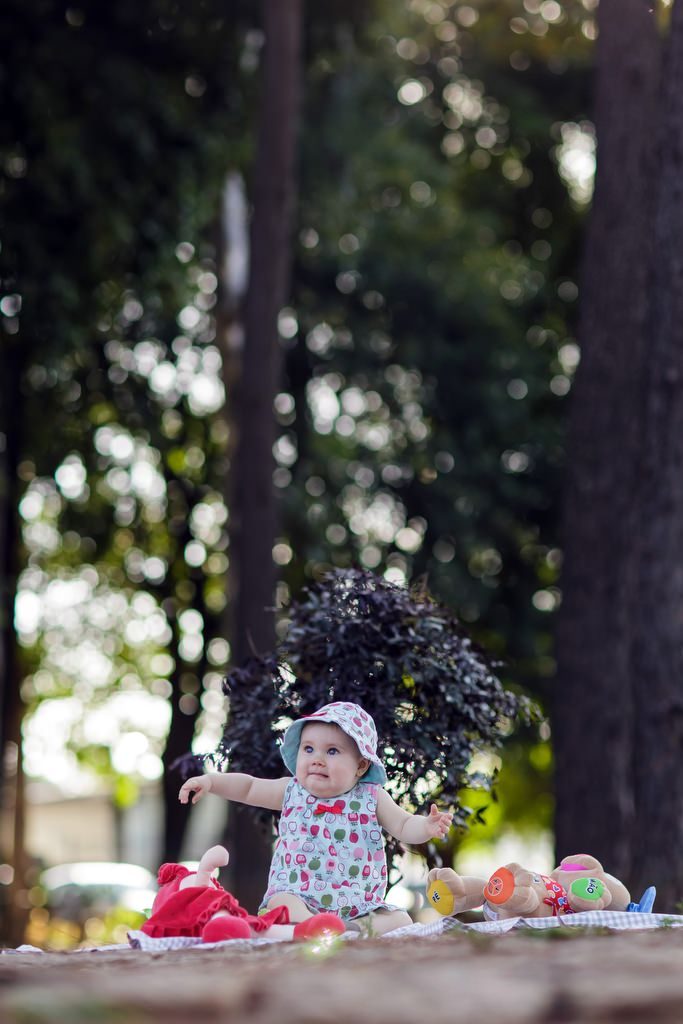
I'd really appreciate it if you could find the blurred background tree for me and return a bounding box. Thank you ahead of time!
[554,0,683,911]
[630,0,683,909]
[554,0,659,883]
[220,0,304,912]
[1,0,259,942]
[279,0,594,870]
[5,0,680,942]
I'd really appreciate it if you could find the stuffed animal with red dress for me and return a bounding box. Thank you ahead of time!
[142,845,345,943]
[426,853,655,921]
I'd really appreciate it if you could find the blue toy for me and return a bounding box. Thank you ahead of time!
[627,886,656,913]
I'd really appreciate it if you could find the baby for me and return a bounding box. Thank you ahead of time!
[179,701,452,935]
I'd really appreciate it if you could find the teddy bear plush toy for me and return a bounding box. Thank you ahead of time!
[426,853,655,921]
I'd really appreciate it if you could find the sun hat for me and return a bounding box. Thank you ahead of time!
[279,701,387,785]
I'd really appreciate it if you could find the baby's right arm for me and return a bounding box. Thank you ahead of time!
[178,772,289,811]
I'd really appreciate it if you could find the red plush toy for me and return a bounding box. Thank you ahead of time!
[142,845,345,943]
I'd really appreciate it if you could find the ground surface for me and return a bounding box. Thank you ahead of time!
[2,930,683,1023]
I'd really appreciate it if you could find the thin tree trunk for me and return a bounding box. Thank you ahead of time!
[216,170,248,698]
[631,0,683,908]
[0,339,23,795]
[553,0,659,879]
[224,0,303,912]
[0,339,26,945]
[159,477,207,863]
[162,644,202,863]
[232,0,303,661]
[7,719,27,948]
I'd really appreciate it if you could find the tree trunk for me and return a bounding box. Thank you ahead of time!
[0,338,27,946]
[159,479,209,863]
[224,0,303,912]
[162,651,201,864]
[0,338,23,797]
[631,0,683,908]
[553,0,659,879]
[6,717,27,948]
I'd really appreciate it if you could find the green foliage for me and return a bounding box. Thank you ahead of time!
[113,775,140,810]
[2,0,598,854]
[278,0,593,711]
[27,904,147,950]
[3,0,256,790]
[454,727,553,862]
[211,569,535,870]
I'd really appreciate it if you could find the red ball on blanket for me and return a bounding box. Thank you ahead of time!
[201,915,252,942]
[293,912,345,940]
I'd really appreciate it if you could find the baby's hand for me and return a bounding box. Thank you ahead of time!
[426,803,452,840]
[179,775,212,805]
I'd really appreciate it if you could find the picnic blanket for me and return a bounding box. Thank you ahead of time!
[6,909,683,956]
[386,909,683,938]
[126,909,683,952]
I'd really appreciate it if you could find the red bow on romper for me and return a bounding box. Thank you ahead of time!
[314,800,345,816]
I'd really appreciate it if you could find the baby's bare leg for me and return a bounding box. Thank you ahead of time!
[265,892,314,923]
[356,909,412,935]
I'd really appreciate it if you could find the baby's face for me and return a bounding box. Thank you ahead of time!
[295,722,369,798]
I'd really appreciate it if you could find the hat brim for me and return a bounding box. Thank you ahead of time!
[279,718,387,785]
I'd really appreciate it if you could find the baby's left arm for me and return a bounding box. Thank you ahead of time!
[376,788,452,844]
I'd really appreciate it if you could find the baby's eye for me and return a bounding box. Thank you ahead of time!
[303,744,314,753]
[327,747,339,756]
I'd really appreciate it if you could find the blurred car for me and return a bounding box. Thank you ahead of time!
[40,861,157,924]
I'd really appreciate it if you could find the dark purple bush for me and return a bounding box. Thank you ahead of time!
[199,569,532,871]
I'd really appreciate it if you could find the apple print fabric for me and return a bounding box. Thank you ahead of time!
[261,778,393,919]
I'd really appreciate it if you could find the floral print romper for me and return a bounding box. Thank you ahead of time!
[261,778,394,920]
